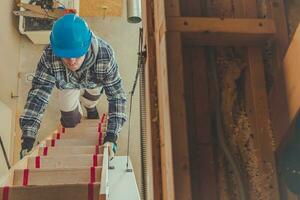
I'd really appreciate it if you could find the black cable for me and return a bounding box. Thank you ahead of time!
[208,48,247,200]
[0,136,11,170]
[125,28,146,171]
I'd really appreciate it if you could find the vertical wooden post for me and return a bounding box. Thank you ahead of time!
[152,0,193,199]
[142,0,163,199]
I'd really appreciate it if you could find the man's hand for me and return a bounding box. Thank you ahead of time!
[104,141,117,161]
[20,138,35,159]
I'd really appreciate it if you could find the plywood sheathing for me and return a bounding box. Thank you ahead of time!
[80,0,122,17]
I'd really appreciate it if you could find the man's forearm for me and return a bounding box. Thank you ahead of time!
[105,98,127,142]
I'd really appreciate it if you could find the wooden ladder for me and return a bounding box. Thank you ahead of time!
[0,114,109,200]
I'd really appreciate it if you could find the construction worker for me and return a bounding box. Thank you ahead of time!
[19,14,126,159]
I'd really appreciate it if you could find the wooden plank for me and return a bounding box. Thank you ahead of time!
[183,46,217,199]
[167,17,275,46]
[239,0,280,198]
[162,1,193,199]
[27,155,103,169]
[45,138,100,147]
[271,25,300,147]
[100,146,109,199]
[165,0,181,16]
[142,0,163,199]
[268,0,289,61]
[0,183,100,200]
[51,132,101,140]
[155,30,175,200]
[182,32,273,46]
[268,0,289,155]
[245,47,280,199]
[38,146,104,156]
[79,0,122,17]
[166,17,275,34]
[13,167,102,186]
[165,32,192,200]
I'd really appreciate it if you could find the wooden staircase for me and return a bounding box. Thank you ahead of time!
[0,114,109,200]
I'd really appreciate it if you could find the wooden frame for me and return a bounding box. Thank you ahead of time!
[143,0,282,199]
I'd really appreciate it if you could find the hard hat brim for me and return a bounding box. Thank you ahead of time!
[51,36,92,58]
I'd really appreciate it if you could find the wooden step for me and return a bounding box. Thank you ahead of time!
[64,127,107,134]
[0,183,101,200]
[27,155,103,169]
[46,138,101,147]
[51,132,102,140]
[13,167,102,186]
[38,146,104,156]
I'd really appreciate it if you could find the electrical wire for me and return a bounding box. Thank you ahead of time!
[125,28,146,171]
[208,47,247,200]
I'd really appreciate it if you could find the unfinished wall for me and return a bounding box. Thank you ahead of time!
[18,0,142,192]
[0,0,21,175]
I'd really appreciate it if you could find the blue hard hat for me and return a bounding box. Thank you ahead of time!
[50,14,92,58]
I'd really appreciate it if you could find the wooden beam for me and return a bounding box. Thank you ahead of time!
[165,17,276,46]
[245,47,281,200]
[165,32,192,200]
[166,17,276,34]
[142,0,163,199]
[271,25,300,147]
[182,32,273,46]
[154,0,193,199]
[155,32,175,200]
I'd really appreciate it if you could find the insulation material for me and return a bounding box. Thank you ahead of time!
[215,48,276,200]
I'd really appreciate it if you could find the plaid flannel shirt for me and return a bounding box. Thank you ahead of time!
[20,36,127,142]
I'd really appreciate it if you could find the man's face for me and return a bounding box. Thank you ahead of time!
[62,55,85,71]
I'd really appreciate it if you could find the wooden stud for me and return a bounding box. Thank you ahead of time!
[142,0,163,199]
[166,17,275,34]
[165,32,193,200]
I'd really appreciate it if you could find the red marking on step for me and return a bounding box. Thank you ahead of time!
[88,183,94,200]
[95,146,99,155]
[62,127,65,133]
[43,147,48,156]
[2,186,9,200]
[56,133,61,140]
[93,155,98,167]
[98,123,101,132]
[98,132,103,145]
[35,156,41,168]
[23,169,29,186]
[51,139,56,147]
[101,114,105,123]
[90,167,96,183]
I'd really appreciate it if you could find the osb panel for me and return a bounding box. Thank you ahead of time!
[79,0,122,17]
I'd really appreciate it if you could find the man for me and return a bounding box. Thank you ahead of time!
[19,14,127,160]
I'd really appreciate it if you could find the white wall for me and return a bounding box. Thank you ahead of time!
[0,0,21,166]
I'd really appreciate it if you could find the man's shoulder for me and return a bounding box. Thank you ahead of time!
[93,36,114,60]
[39,45,64,71]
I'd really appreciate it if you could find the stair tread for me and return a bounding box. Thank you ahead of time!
[13,167,102,186]
[38,146,104,156]
[27,155,103,169]
[0,183,101,200]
